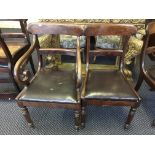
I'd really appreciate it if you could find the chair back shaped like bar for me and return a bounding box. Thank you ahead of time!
[84,24,137,72]
[85,23,137,36]
[28,22,84,36]
[15,22,84,87]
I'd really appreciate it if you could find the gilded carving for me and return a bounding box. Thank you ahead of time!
[38,34,61,68]
[39,19,146,78]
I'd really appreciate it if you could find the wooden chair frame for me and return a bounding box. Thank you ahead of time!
[82,24,141,129]
[14,23,83,130]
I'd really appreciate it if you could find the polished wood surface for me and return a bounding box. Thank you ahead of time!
[28,22,85,35]
[85,24,137,36]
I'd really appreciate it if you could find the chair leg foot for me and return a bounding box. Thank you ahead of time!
[81,123,85,129]
[74,110,81,131]
[125,107,137,130]
[20,106,34,128]
[124,123,130,130]
[28,122,35,128]
[75,126,80,132]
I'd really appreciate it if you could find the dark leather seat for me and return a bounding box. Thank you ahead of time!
[18,69,77,103]
[84,70,138,101]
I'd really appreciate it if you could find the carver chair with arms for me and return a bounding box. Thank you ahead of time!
[82,24,141,129]
[14,23,83,130]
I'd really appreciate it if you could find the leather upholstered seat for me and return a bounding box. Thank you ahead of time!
[18,69,77,103]
[84,70,138,101]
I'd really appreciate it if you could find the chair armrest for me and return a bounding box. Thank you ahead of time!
[14,35,37,86]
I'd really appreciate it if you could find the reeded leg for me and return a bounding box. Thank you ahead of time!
[74,110,81,131]
[20,106,34,128]
[124,107,137,130]
[81,106,86,129]
[135,73,144,91]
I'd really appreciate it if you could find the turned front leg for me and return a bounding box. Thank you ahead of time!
[124,106,137,130]
[74,110,81,131]
[20,106,34,128]
[81,104,86,128]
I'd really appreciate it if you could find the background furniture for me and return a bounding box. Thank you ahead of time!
[81,24,141,129]
[14,23,83,130]
[144,19,155,61]
[135,22,155,126]
[0,19,35,99]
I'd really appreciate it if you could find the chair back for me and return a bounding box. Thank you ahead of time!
[28,22,84,36]
[27,22,84,87]
[27,22,84,66]
[84,23,137,72]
